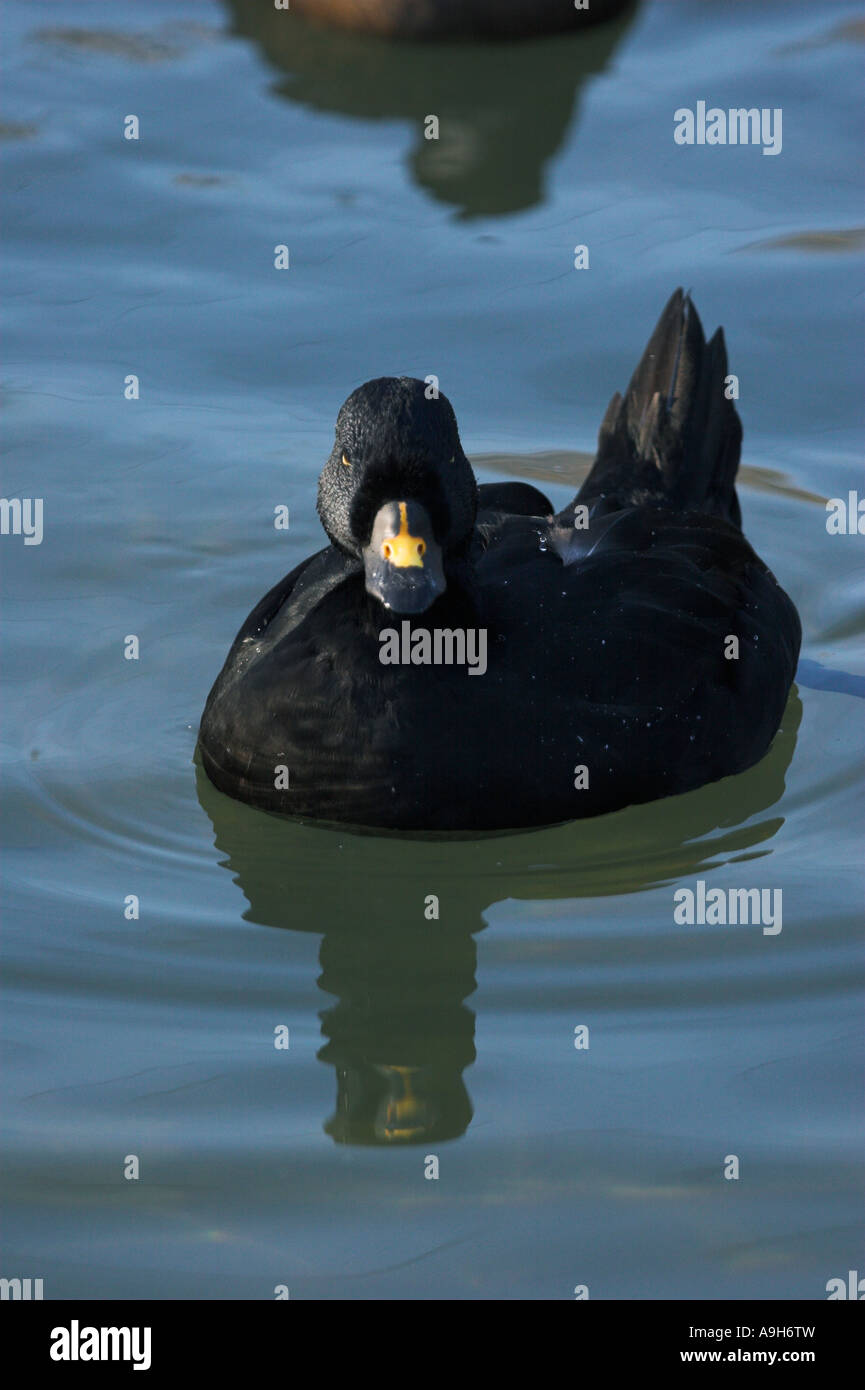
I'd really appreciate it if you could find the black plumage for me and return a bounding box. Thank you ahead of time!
[199,291,801,831]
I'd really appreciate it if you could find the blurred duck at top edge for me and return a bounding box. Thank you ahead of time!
[253,0,633,41]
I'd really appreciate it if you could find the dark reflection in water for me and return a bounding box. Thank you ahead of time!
[223,0,637,218]
[195,693,800,1144]
[318,924,476,1145]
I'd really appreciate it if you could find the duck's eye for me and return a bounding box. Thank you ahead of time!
[417,540,426,557]
[342,452,351,467]
[383,542,393,559]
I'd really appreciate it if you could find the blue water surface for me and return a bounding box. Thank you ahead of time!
[1,0,863,1299]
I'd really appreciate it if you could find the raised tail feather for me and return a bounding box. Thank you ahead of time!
[577,289,743,528]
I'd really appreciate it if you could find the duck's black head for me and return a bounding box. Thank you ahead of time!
[317,377,478,615]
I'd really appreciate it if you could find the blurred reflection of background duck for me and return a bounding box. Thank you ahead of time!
[265,0,632,41]
[224,0,637,218]
[199,290,801,832]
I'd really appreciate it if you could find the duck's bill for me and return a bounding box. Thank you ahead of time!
[362,500,446,615]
